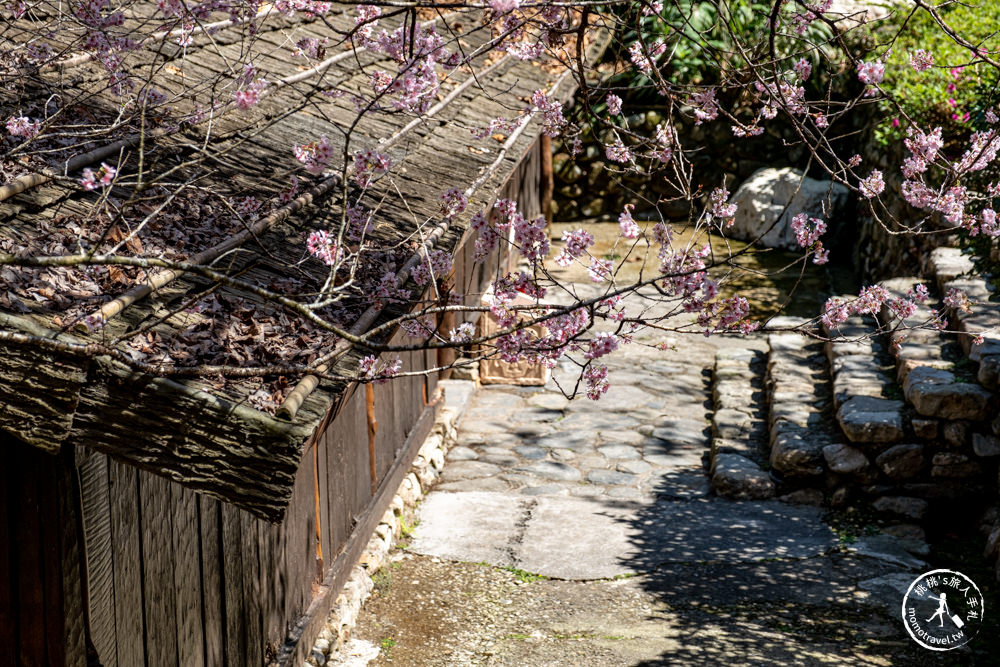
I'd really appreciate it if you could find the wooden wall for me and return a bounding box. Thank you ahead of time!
[0,438,87,667]
[0,135,545,667]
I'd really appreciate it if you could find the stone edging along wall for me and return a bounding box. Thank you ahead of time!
[301,381,470,666]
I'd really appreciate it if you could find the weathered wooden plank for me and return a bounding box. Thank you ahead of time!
[77,447,118,667]
[284,451,317,632]
[38,448,67,667]
[373,376,395,483]
[241,512,264,667]
[55,445,88,667]
[12,443,46,666]
[220,502,247,666]
[274,398,439,666]
[198,495,225,667]
[0,441,15,667]
[139,471,179,667]
[258,518,282,664]
[173,484,207,667]
[108,459,145,667]
[316,438,333,576]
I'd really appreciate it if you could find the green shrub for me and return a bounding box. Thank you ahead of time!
[604,0,834,104]
[874,3,1000,146]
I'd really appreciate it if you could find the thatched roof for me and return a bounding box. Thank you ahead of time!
[0,5,606,520]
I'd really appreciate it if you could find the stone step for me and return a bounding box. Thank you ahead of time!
[822,310,904,445]
[879,276,997,424]
[709,348,774,500]
[766,332,842,492]
[930,247,1000,384]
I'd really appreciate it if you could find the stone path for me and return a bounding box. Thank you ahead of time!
[327,239,1000,666]
[434,338,718,502]
[332,313,965,665]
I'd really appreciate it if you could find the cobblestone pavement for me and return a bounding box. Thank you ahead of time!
[436,339,719,502]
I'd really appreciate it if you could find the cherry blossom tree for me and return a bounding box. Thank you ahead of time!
[1,0,998,407]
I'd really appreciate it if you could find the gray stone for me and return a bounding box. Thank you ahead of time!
[859,573,919,615]
[911,418,939,440]
[557,412,641,433]
[778,488,825,506]
[446,446,479,461]
[514,445,547,460]
[597,430,646,446]
[521,484,570,496]
[479,453,520,467]
[550,448,577,462]
[651,420,709,448]
[875,444,924,480]
[711,454,775,500]
[606,487,644,500]
[727,167,850,251]
[435,477,511,493]
[587,469,637,486]
[930,452,983,477]
[439,460,503,481]
[978,355,1000,389]
[473,391,527,410]
[903,366,995,420]
[930,247,974,287]
[985,527,1000,560]
[598,444,642,460]
[713,408,754,439]
[829,486,851,507]
[528,392,569,411]
[567,485,606,498]
[847,535,927,569]
[836,396,905,443]
[478,445,518,457]
[972,433,1000,457]
[617,459,652,475]
[569,384,661,413]
[932,452,969,466]
[440,379,477,414]
[882,523,926,543]
[770,431,825,478]
[516,461,582,482]
[533,431,598,451]
[872,496,928,520]
[942,420,970,447]
[711,437,758,459]
[821,443,870,475]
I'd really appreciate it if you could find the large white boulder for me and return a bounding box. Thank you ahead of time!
[727,167,850,251]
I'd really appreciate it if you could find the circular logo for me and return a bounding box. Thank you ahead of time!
[901,569,985,651]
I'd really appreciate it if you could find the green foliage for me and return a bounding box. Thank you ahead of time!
[606,0,833,103]
[487,564,548,582]
[372,568,393,595]
[874,3,1000,146]
[399,514,418,538]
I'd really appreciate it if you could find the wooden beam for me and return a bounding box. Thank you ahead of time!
[270,395,439,667]
[540,135,554,227]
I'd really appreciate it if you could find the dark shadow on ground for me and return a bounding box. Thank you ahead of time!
[617,469,997,666]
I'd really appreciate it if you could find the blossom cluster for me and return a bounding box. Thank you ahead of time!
[358,354,402,383]
[306,230,344,266]
[410,249,453,286]
[790,213,828,264]
[820,283,940,331]
[294,135,335,175]
[80,162,118,190]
